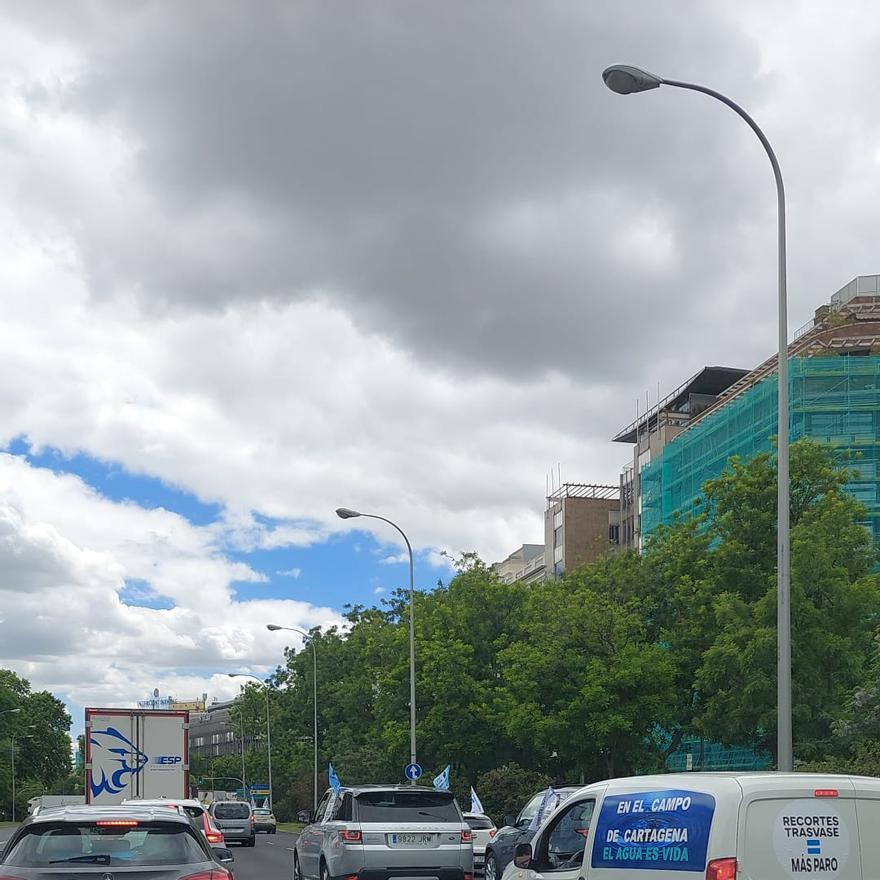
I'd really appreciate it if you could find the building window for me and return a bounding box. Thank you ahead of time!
[553,525,563,547]
[226,731,235,742]
[553,545,563,564]
[609,524,620,544]
[211,733,221,745]
[195,737,204,747]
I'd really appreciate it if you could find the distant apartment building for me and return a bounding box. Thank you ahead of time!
[544,483,619,577]
[492,544,546,584]
[641,274,880,543]
[189,699,239,759]
[493,484,620,583]
[614,366,748,550]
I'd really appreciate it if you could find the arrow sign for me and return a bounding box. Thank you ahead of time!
[404,763,422,781]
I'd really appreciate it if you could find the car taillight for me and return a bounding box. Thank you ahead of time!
[815,789,839,798]
[207,831,224,843]
[461,829,473,843]
[180,872,231,880]
[464,873,473,880]
[250,814,256,825]
[340,829,363,842]
[96,819,139,827]
[488,829,496,838]
[706,858,736,880]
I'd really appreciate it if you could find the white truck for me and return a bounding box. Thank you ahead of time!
[85,707,190,805]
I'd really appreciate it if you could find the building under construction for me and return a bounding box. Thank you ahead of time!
[639,274,880,541]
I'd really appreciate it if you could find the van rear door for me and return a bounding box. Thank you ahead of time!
[737,777,861,880]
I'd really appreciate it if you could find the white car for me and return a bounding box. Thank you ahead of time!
[122,796,226,847]
[463,813,497,873]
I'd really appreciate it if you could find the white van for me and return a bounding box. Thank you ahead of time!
[502,772,880,880]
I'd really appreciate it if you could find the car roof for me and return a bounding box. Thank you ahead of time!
[333,785,455,795]
[23,804,194,827]
[124,798,205,809]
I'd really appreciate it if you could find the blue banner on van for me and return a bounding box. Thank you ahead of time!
[591,789,715,872]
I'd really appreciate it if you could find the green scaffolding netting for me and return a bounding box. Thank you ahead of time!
[642,355,880,539]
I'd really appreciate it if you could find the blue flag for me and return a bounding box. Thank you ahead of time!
[329,763,341,793]
[470,787,485,815]
[433,764,451,791]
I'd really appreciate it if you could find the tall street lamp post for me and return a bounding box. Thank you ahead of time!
[267,624,320,810]
[229,673,274,811]
[336,507,417,783]
[11,727,36,823]
[602,64,791,771]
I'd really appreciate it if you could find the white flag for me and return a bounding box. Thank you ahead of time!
[528,786,559,831]
[470,787,485,815]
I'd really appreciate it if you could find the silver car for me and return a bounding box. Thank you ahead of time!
[294,785,475,880]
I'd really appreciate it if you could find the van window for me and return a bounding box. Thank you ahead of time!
[535,799,595,872]
[212,803,250,820]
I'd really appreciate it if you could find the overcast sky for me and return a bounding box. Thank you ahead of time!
[2,0,879,724]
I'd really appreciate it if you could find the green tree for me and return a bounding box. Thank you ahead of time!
[692,441,880,762]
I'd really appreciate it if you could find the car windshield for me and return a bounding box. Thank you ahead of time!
[4,823,208,868]
[254,809,272,815]
[356,791,460,823]
[465,816,495,830]
[213,803,250,819]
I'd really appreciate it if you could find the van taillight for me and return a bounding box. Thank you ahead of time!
[340,830,362,842]
[706,858,736,880]
[461,829,473,843]
[815,789,839,798]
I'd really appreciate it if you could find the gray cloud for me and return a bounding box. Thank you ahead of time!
[7,0,782,386]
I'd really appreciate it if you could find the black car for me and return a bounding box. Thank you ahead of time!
[483,787,580,880]
[0,803,236,879]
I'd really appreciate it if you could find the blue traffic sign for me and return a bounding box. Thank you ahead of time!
[405,763,422,781]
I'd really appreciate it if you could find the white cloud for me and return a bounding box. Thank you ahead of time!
[0,457,340,710]
[374,586,385,595]
[277,568,302,579]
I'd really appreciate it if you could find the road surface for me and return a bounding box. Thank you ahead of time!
[230,829,297,880]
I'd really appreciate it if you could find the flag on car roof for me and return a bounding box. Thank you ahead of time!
[433,765,451,791]
[329,763,341,793]
[470,787,485,815]
[528,786,559,831]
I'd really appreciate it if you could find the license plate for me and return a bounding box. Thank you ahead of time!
[390,833,433,846]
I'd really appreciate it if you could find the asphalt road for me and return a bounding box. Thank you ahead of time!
[230,829,297,880]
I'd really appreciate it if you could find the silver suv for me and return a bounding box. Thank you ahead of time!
[294,785,474,880]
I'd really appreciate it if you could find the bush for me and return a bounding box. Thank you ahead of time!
[474,763,551,825]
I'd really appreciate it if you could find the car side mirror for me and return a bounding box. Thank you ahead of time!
[514,842,533,869]
[504,814,516,827]
[215,848,235,864]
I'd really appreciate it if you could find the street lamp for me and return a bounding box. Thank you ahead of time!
[267,624,320,810]
[11,727,36,823]
[229,673,274,811]
[336,507,418,783]
[602,64,791,771]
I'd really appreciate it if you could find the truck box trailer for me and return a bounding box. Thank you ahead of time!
[85,708,189,805]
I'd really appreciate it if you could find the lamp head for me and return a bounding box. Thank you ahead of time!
[335,507,361,519]
[602,65,663,95]
[266,624,283,632]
